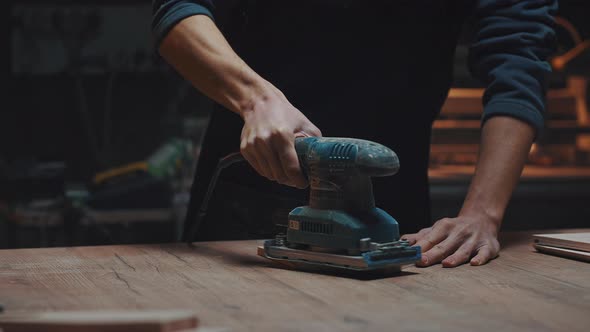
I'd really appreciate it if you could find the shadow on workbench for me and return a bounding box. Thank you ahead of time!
[260,265,419,281]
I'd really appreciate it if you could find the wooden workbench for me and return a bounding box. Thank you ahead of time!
[1,230,589,331]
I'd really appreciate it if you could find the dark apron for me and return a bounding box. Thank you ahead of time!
[184,0,470,241]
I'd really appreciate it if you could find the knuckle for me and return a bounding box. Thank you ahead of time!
[487,244,500,256]
[422,237,435,248]
[440,220,454,231]
[424,235,435,243]
[277,174,289,183]
[493,243,501,253]
[285,165,301,177]
[492,239,501,250]
[312,127,322,137]
[456,228,471,240]
[477,246,491,257]
[439,217,452,225]
[253,135,267,144]
[240,143,249,153]
[272,127,290,137]
[417,228,431,235]
[458,249,471,259]
[292,180,307,189]
[278,149,297,162]
[245,136,258,147]
[434,244,446,254]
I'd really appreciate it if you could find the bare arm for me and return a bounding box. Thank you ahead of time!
[404,116,534,267]
[159,15,265,115]
[459,117,534,231]
[158,15,321,188]
[402,0,556,268]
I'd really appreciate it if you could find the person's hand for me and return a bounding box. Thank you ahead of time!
[240,86,322,189]
[401,213,501,267]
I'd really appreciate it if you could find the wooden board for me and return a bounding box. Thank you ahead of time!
[534,244,590,263]
[0,310,198,332]
[533,232,590,252]
[1,229,589,332]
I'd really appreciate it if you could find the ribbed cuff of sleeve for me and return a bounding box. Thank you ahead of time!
[481,101,545,139]
[152,3,214,48]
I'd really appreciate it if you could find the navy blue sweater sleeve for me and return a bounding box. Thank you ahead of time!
[468,0,558,137]
[151,0,215,48]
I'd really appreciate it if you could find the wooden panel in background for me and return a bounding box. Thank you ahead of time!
[440,87,581,119]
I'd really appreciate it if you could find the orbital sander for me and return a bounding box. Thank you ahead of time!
[187,137,421,273]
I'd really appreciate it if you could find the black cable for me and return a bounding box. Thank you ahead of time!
[74,78,101,167]
[186,152,245,246]
[102,70,117,156]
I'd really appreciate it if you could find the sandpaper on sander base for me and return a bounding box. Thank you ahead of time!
[257,239,420,274]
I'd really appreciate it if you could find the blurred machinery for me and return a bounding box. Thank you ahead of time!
[3,3,211,248]
[10,4,158,75]
[431,76,590,166]
[0,137,198,248]
[431,16,590,167]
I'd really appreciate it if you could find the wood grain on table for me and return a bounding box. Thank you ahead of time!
[0,230,589,332]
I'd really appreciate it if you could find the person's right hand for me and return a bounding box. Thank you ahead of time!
[240,85,321,189]
[158,15,321,187]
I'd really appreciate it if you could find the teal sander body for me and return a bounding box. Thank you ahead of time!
[258,137,421,272]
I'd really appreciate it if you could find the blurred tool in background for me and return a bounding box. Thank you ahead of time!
[3,3,210,249]
[432,15,590,168]
[0,137,197,249]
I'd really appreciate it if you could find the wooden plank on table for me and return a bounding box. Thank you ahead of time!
[534,244,590,263]
[0,310,198,332]
[533,232,590,252]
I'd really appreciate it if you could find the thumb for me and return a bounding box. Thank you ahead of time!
[295,131,310,139]
[298,124,322,138]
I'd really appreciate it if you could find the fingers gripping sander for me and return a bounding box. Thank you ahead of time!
[257,137,421,272]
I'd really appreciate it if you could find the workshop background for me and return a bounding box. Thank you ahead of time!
[2,0,589,249]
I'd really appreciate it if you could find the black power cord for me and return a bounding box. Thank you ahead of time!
[186,152,245,246]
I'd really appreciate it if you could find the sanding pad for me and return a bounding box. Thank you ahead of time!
[257,239,420,273]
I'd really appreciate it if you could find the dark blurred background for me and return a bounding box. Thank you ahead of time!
[2,0,589,249]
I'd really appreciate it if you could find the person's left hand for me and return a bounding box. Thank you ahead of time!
[401,213,501,267]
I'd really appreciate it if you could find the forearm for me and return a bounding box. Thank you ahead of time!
[459,116,535,227]
[158,14,321,188]
[158,15,271,116]
[404,116,533,267]
[403,1,555,267]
